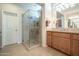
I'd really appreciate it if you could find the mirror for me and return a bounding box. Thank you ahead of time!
[55,3,79,29]
[68,16,79,28]
[56,11,64,28]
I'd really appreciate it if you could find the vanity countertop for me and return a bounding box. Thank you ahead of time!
[47,28,79,34]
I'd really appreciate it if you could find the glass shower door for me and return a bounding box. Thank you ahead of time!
[22,4,41,49]
[22,12,30,48]
[29,17,40,48]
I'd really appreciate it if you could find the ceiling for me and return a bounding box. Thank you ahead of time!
[55,3,77,12]
[15,3,42,11]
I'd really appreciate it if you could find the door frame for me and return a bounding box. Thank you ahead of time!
[2,11,21,47]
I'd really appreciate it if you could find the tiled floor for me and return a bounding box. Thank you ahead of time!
[0,44,67,56]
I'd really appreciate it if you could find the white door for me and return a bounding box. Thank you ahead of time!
[3,12,19,45]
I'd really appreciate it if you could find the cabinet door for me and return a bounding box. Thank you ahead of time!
[72,39,79,56]
[52,37,60,49]
[47,31,52,47]
[53,37,70,54]
[58,38,70,55]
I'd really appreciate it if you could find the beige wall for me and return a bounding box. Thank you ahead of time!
[41,4,57,47]
[41,4,47,47]
[45,3,53,30]
[45,4,57,30]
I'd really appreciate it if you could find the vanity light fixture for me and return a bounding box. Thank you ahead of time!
[55,3,76,12]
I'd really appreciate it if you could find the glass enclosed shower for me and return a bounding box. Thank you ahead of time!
[22,4,42,49]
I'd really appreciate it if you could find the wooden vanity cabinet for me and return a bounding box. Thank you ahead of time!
[71,34,79,56]
[47,31,79,55]
[47,31,71,55]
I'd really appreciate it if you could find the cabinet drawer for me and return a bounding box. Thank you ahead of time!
[53,32,70,38]
[71,34,79,40]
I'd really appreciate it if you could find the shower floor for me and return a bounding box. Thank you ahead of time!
[22,39,40,49]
